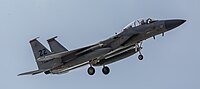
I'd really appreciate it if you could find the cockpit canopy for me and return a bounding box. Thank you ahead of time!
[123,18,158,30]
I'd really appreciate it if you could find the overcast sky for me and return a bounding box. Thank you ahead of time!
[0,0,199,89]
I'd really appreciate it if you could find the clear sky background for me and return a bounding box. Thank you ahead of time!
[0,0,199,89]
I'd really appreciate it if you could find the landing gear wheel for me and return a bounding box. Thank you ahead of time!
[102,66,110,75]
[138,55,143,60]
[87,66,95,75]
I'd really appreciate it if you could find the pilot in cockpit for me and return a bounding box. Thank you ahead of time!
[146,18,151,24]
[140,18,155,25]
[141,20,146,25]
[146,18,155,24]
[141,18,153,25]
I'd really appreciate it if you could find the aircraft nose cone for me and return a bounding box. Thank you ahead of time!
[165,19,186,30]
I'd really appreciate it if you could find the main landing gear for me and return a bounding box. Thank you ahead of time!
[87,66,95,75]
[87,65,110,75]
[102,66,110,75]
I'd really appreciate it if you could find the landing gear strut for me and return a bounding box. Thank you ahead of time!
[136,42,144,60]
[87,66,95,75]
[102,66,110,75]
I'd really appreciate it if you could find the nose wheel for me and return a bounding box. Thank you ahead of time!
[138,54,143,60]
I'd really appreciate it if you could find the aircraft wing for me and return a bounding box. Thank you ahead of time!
[18,69,48,76]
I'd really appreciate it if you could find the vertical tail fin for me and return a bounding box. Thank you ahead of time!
[29,37,51,69]
[47,36,68,53]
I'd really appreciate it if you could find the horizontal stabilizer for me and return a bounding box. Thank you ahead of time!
[18,69,47,76]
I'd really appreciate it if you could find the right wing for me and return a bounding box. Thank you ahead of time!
[18,69,48,76]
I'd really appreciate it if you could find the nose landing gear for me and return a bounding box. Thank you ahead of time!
[136,42,144,60]
[138,54,144,60]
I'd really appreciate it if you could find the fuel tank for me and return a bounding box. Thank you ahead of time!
[94,46,138,66]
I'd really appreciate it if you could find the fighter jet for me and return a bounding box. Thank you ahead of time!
[18,18,186,76]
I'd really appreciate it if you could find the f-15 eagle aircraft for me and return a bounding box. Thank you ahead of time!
[18,18,186,76]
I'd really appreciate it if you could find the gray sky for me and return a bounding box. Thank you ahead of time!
[0,0,199,89]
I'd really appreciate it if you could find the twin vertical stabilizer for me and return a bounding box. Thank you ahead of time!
[29,36,67,70]
[47,36,68,53]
